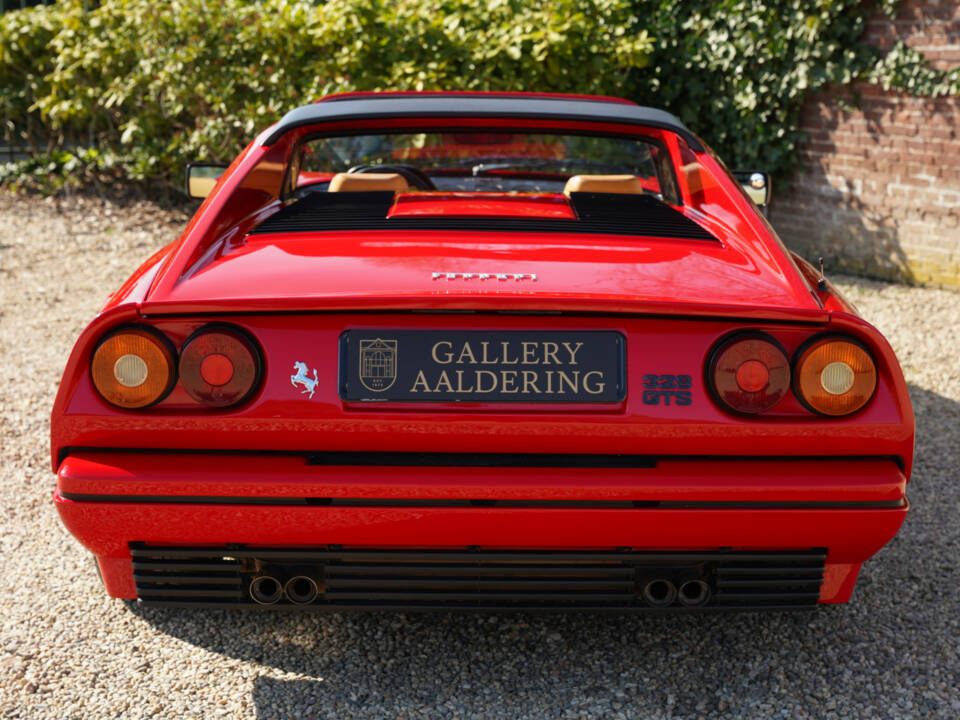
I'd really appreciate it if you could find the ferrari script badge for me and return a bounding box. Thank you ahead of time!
[359,338,398,392]
[432,272,537,282]
[291,361,319,398]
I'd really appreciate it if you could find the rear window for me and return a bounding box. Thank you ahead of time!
[297,131,670,196]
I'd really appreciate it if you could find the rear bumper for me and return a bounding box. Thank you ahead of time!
[54,452,908,608]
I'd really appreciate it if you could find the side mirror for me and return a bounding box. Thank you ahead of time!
[186,163,228,199]
[732,170,772,214]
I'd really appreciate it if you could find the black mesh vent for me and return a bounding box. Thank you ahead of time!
[131,545,824,612]
[246,191,718,241]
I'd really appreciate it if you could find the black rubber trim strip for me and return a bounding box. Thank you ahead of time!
[262,96,704,151]
[59,492,906,509]
[307,452,656,468]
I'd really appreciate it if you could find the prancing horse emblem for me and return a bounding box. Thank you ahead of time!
[359,338,397,392]
[291,361,319,398]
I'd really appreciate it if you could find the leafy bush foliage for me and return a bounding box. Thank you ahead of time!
[0,0,956,192]
[0,4,58,151]
[631,0,958,171]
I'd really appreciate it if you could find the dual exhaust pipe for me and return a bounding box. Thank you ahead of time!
[249,568,710,608]
[249,571,321,606]
[641,578,711,607]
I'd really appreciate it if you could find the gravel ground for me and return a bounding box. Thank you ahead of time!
[1,190,959,719]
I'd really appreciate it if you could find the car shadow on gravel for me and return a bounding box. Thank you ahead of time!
[127,382,959,719]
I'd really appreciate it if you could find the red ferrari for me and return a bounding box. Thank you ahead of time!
[51,92,913,611]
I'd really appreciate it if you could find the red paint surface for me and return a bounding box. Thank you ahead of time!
[387,192,577,218]
[58,453,907,504]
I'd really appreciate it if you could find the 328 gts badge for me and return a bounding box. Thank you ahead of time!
[642,374,693,406]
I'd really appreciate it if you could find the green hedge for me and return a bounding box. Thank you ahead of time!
[1,0,957,193]
[637,0,959,172]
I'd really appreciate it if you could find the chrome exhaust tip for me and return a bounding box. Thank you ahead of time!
[642,578,677,607]
[677,579,711,607]
[249,575,284,605]
[284,575,319,605]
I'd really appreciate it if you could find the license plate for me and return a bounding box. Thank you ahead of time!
[340,330,625,403]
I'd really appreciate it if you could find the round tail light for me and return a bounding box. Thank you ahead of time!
[794,337,877,416]
[179,326,261,407]
[91,327,176,408]
[710,335,790,414]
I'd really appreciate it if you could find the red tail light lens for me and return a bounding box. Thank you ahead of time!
[710,335,790,414]
[795,337,877,416]
[91,327,176,408]
[179,326,261,407]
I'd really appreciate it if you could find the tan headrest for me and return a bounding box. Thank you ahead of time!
[329,172,410,193]
[563,174,644,197]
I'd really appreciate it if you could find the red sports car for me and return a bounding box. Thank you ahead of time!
[52,92,913,612]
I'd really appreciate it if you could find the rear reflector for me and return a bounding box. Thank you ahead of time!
[179,326,261,407]
[795,337,877,416]
[91,328,175,408]
[710,335,790,414]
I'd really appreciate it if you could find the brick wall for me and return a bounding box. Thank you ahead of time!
[771,1,960,288]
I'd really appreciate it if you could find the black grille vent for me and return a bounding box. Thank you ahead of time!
[132,545,824,612]
[246,191,718,241]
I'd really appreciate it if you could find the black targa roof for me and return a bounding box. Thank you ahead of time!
[261,95,704,151]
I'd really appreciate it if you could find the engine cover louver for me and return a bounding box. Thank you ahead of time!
[247,192,719,241]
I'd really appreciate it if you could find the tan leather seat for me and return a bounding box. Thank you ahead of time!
[563,174,644,196]
[682,163,704,195]
[681,162,718,200]
[328,172,410,193]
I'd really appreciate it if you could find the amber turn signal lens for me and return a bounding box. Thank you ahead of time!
[91,328,175,408]
[179,327,260,407]
[710,336,790,414]
[795,338,877,416]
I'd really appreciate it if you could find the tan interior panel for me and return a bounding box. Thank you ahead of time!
[563,175,644,196]
[329,172,410,193]
[681,162,719,200]
[187,176,218,199]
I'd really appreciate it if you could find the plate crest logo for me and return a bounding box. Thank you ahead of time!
[359,338,398,392]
